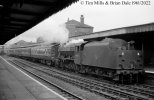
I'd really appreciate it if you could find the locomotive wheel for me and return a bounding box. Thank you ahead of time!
[124,74,130,84]
[75,64,80,73]
[140,72,145,83]
[59,60,64,69]
[54,60,59,67]
[120,73,124,84]
[129,73,133,84]
[69,62,75,71]
[46,61,51,66]
[138,72,144,83]
[131,73,139,83]
[136,74,139,83]
[78,65,84,73]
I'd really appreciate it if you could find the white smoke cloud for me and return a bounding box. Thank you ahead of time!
[65,39,84,46]
[38,24,69,44]
[5,16,69,45]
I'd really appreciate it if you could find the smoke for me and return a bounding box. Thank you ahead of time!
[38,23,69,44]
[65,39,84,46]
[5,17,69,45]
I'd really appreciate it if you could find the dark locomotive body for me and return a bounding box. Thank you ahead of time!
[74,38,143,83]
[5,38,144,83]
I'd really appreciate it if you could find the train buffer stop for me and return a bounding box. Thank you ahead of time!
[0,56,66,100]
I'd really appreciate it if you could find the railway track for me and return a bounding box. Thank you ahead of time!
[28,62,154,99]
[9,58,154,100]
[9,59,85,100]
[19,58,154,98]
[9,59,119,100]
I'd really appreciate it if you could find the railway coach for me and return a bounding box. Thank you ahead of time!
[30,43,59,65]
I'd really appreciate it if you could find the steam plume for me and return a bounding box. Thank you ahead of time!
[38,24,69,44]
[5,17,69,45]
[65,39,84,46]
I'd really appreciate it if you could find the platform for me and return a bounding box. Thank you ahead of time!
[0,56,66,100]
[145,66,154,74]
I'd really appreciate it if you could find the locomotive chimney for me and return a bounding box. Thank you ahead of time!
[80,15,84,24]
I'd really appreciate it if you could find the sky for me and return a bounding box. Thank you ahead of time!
[5,0,154,45]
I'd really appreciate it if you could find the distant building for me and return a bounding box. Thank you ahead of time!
[14,40,29,46]
[65,15,93,38]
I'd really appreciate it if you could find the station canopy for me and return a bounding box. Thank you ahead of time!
[0,0,79,44]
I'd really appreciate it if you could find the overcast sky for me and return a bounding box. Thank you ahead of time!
[5,0,154,44]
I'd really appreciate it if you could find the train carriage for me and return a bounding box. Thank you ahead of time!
[31,43,59,65]
[17,47,31,58]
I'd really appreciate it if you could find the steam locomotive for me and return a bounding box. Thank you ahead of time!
[5,38,144,83]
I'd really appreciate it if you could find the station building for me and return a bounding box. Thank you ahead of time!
[65,15,94,38]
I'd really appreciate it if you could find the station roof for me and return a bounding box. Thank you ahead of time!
[70,22,154,41]
[0,0,79,45]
